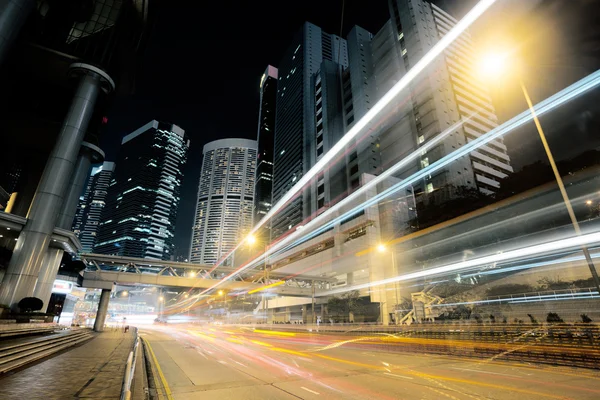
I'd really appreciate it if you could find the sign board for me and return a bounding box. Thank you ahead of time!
[52,279,74,294]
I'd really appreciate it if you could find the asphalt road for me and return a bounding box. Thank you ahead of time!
[140,324,600,400]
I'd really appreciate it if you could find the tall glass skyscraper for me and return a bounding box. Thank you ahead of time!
[95,121,189,260]
[190,139,257,265]
[254,65,278,229]
[271,22,348,239]
[73,161,116,254]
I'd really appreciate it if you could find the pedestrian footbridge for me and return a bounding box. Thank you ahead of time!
[79,253,335,297]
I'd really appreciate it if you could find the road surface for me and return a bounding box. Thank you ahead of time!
[140,324,600,399]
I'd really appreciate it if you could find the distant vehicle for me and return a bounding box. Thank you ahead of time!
[154,318,168,324]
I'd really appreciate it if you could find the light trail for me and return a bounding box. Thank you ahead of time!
[210,0,499,269]
[274,69,600,256]
[247,280,285,294]
[197,69,600,297]
[322,231,600,296]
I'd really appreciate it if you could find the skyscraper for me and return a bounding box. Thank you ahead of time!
[271,22,348,239]
[190,139,257,265]
[342,0,512,200]
[73,162,116,254]
[95,121,189,260]
[254,65,278,228]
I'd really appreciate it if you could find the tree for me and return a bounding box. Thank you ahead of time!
[326,290,365,320]
[18,297,43,312]
[547,312,564,324]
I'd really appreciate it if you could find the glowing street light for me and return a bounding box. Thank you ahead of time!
[122,291,128,297]
[586,200,593,205]
[218,290,224,296]
[377,244,387,253]
[158,296,164,302]
[478,50,600,293]
[188,271,196,278]
[246,234,257,246]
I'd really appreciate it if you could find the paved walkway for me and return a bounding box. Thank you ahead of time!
[0,328,134,400]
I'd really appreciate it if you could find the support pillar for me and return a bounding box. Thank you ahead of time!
[34,143,104,309]
[0,0,35,65]
[94,288,111,332]
[0,64,113,310]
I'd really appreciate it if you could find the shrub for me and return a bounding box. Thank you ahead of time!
[18,297,43,312]
[581,314,593,323]
[547,312,564,324]
[528,314,538,324]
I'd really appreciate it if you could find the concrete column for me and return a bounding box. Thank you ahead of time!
[0,0,35,65]
[0,64,113,310]
[93,288,111,332]
[34,143,103,309]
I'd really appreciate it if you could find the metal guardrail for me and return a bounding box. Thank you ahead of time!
[120,327,139,400]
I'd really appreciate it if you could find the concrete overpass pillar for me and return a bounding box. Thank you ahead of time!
[0,0,35,66]
[34,143,104,310]
[0,64,113,310]
[94,288,111,332]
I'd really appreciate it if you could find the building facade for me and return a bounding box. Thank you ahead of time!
[190,139,257,265]
[271,22,348,239]
[346,0,513,201]
[94,121,189,260]
[73,162,116,254]
[254,65,278,228]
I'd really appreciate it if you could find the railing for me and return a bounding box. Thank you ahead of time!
[120,327,140,400]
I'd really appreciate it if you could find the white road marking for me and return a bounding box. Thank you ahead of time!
[196,350,208,359]
[451,367,520,378]
[218,360,228,365]
[234,361,248,368]
[301,387,320,395]
[383,372,414,380]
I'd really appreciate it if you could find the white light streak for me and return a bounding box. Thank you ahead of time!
[323,231,600,296]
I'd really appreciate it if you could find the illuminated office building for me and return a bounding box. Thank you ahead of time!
[95,121,189,260]
[190,139,257,265]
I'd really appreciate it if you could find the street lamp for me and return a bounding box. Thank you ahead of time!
[478,51,600,294]
[377,244,400,325]
[247,234,270,324]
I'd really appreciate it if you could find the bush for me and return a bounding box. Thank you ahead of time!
[18,297,43,312]
[581,314,593,323]
[528,314,538,324]
[572,278,596,288]
[537,277,571,291]
[547,312,564,324]
[486,284,534,297]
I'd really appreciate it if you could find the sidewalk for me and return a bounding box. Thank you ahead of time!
[0,328,134,400]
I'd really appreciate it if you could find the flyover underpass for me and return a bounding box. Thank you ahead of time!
[79,253,336,297]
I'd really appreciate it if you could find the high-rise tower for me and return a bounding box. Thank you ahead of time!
[190,139,257,265]
[95,121,189,260]
[73,161,116,254]
[271,22,348,239]
[254,66,278,229]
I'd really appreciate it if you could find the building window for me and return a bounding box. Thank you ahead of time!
[426,183,434,193]
[421,157,429,168]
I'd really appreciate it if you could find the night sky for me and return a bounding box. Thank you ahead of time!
[99,0,600,258]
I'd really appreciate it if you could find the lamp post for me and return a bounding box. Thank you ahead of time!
[377,244,399,325]
[479,52,600,295]
[246,234,270,324]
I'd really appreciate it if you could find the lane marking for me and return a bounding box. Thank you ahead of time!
[301,387,320,395]
[234,361,248,368]
[196,350,208,360]
[383,372,414,380]
[451,367,521,378]
[143,338,174,400]
[218,360,228,365]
